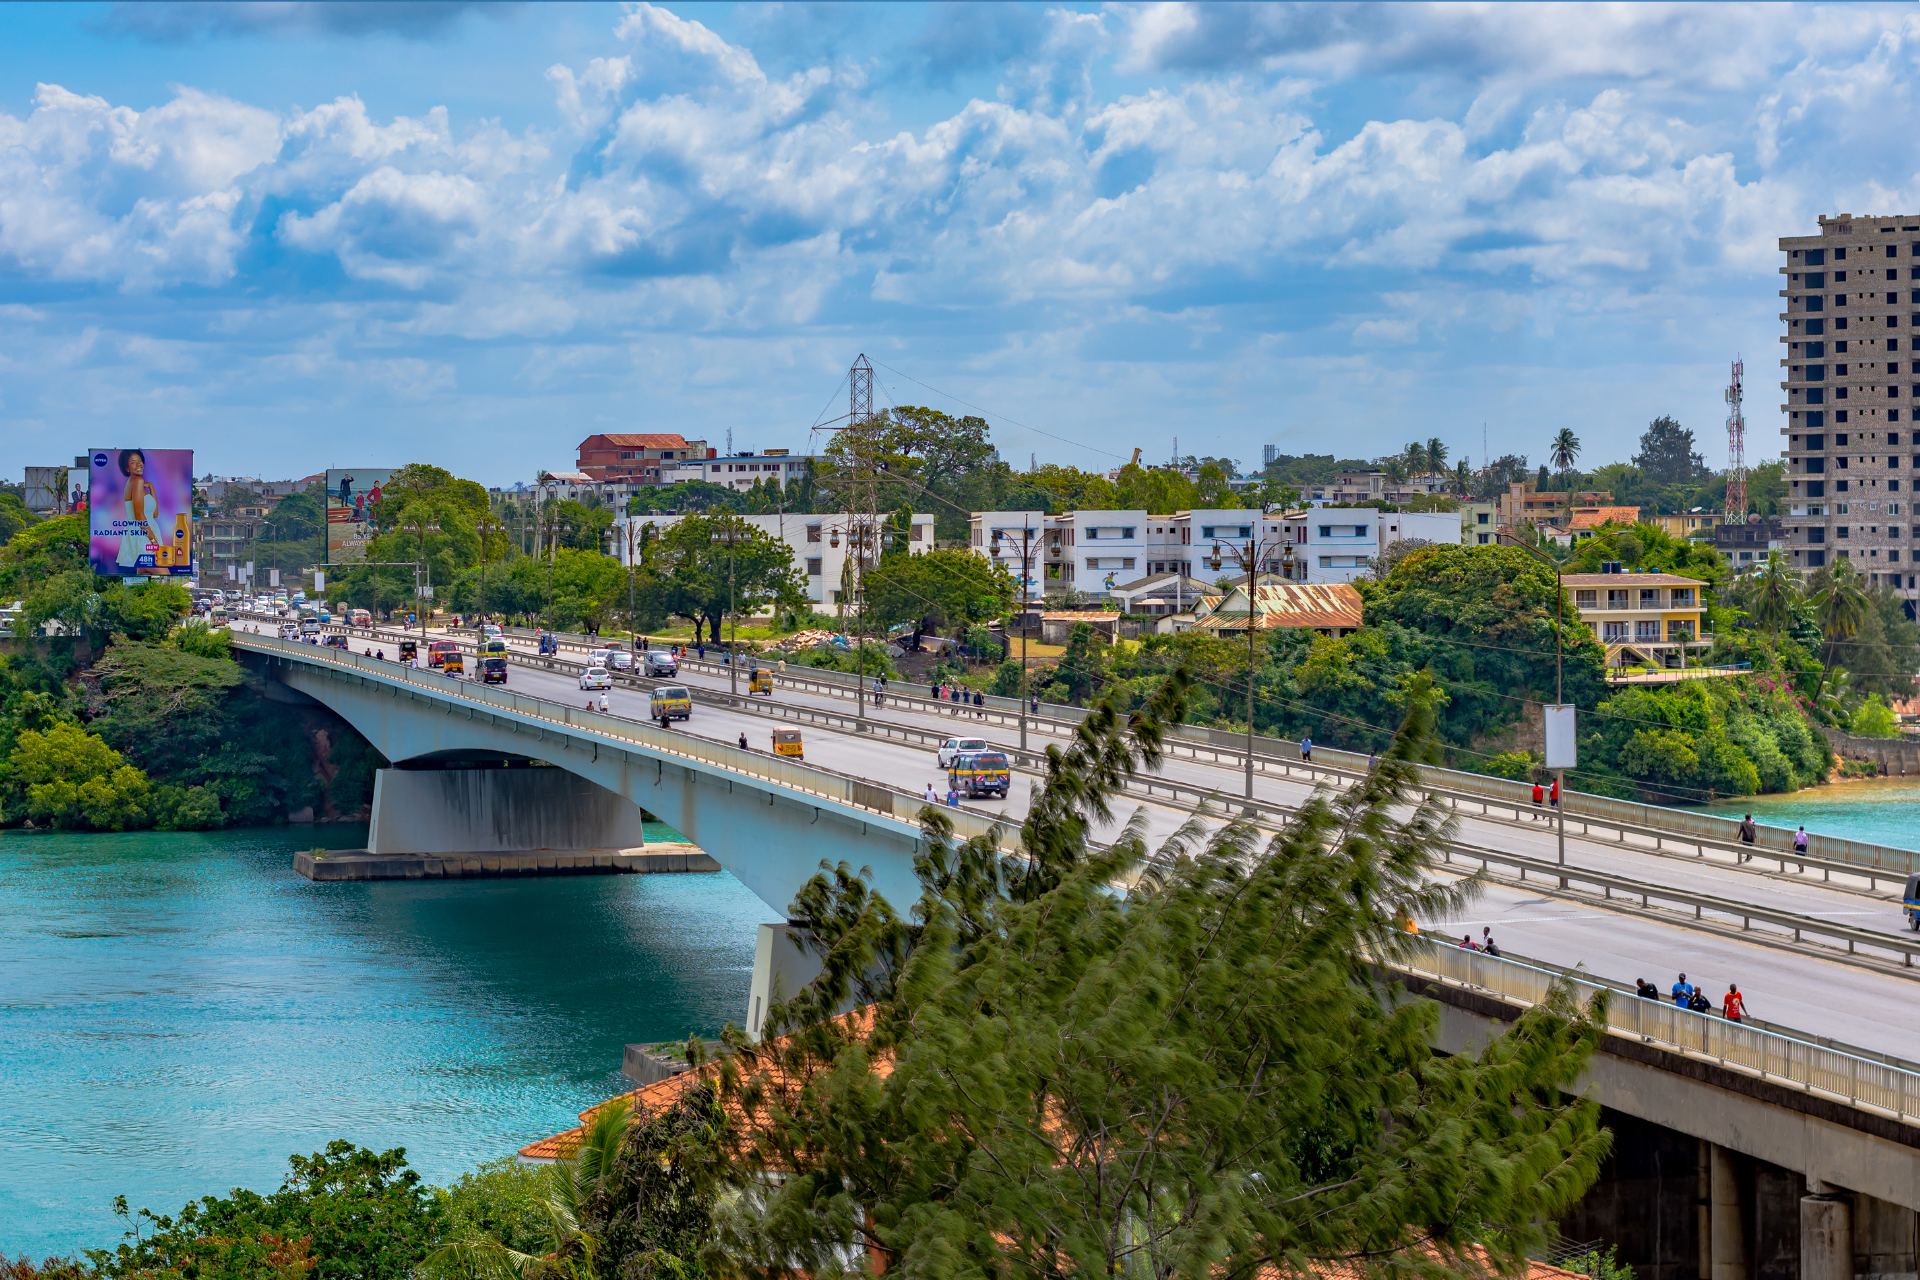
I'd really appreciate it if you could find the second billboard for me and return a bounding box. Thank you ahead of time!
[325,468,394,564]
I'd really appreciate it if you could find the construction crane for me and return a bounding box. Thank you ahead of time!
[1129,447,1141,467]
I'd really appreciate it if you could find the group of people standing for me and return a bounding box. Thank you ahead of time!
[931,682,986,717]
[1638,972,1747,1022]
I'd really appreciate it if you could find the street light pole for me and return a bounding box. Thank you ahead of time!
[1016,522,1037,752]
[1211,527,1293,804]
[1499,530,1568,873]
[728,518,739,698]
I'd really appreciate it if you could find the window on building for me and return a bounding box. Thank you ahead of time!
[1607,589,1629,608]
[1603,621,1629,642]
[1639,589,1658,607]
[806,524,821,543]
[1808,549,1827,566]
[1635,620,1660,641]
[806,558,822,576]
[1575,589,1597,607]
[1838,526,1850,538]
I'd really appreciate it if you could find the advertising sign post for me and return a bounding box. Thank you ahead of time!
[325,468,395,565]
[1544,704,1577,875]
[87,449,195,578]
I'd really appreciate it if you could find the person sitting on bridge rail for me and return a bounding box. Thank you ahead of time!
[1480,927,1501,957]
[1459,934,1479,950]
[1671,973,1693,1007]
[1737,813,1757,862]
[1723,984,1747,1022]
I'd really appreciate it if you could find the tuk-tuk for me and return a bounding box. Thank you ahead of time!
[1905,873,1920,932]
[480,637,508,658]
[948,750,1012,799]
[649,686,692,723]
[481,655,508,684]
[772,728,803,759]
[442,650,465,675]
[749,667,773,696]
[399,639,418,664]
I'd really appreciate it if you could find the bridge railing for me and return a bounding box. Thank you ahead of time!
[1397,942,1920,1123]
[238,634,1016,851]
[240,615,1920,881]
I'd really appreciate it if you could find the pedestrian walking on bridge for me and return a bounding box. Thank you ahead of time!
[1671,973,1693,1007]
[1723,984,1747,1022]
[1738,813,1757,862]
[1300,735,1312,763]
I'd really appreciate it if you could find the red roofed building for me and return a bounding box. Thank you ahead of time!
[577,433,712,484]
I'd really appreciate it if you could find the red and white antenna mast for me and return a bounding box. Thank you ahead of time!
[1723,357,1747,525]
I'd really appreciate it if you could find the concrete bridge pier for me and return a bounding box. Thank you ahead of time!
[1802,1182,1853,1280]
[368,760,649,857]
[1710,1141,1751,1280]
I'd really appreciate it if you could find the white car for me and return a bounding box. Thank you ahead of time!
[589,647,613,668]
[937,736,989,768]
[606,650,634,672]
[579,667,611,691]
[279,623,300,640]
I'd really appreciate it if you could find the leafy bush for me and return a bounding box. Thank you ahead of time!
[1851,695,1900,739]
[4,722,154,831]
[89,1142,441,1280]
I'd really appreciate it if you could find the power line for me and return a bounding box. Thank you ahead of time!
[870,358,1129,463]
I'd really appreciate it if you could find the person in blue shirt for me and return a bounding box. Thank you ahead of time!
[1671,972,1693,1007]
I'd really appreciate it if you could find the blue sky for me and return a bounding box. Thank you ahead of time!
[2,2,1918,487]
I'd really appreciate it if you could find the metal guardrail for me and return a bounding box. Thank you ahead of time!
[1396,943,1920,1123]
[233,632,1015,851]
[241,629,1920,1102]
[238,612,1920,883]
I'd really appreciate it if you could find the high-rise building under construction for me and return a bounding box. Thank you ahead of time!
[1779,213,1920,613]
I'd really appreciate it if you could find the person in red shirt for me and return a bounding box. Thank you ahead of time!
[1723,983,1747,1022]
[1549,777,1560,808]
[1531,781,1545,819]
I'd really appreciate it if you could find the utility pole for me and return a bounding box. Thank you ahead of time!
[1010,521,1039,751]
[727,517,739,697]
[1208,530,1295,802]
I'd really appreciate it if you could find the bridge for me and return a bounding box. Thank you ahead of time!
[237,628,1920,1277]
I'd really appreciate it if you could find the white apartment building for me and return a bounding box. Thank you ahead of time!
[971,511,1049,601]
[1271,509,1465,584]
[658,450,814,493]
[614,511,934,611]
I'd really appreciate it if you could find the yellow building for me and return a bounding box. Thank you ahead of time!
[1645,511,1719,541]
[1562,572,1710,668]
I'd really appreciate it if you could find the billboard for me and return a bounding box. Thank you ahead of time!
[88,449,194,577]
[23,466,63,513]
[325,468,395,564]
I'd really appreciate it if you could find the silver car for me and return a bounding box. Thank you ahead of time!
[642,651,678,677]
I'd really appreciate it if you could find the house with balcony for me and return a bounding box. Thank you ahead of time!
[1563,571,1711,668]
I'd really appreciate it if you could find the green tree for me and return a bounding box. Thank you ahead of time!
[1632,416,1708,484]
[651,514,806,645]
[0,491,39,545]
[863,548,1017,632]
[707,676,1608,1280]
[1810,556,1871,672]
[91,1142,442,1280]
[1426,436,1450,473]
[4,721,152,830]
[1550,428,1581,475]
[0,513,88,598]
[1851,695,1899,738]
[1748,551,1799,640]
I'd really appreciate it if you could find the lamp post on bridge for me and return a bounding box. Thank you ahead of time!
[1206,527,1296,804]
[1497,529,1575,877]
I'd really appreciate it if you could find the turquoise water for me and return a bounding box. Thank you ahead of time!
[1701,776,1920,850]
[0,825,770,1257]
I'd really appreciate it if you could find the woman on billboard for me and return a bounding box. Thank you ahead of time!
[114,448,168,571]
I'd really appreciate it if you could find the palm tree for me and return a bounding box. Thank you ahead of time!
[427,1097,633,1279]
[1399,442,1427,477]
[1810,556,1869,672]
[1425,437,1448,475]
[1451,458,1474,497]
[1749,551,1798,641]
[1549,428,1581,476]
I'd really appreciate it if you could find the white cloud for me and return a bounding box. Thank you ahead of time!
[5,1,1919,477]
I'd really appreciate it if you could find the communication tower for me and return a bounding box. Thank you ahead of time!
[1724,358,1747,525]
